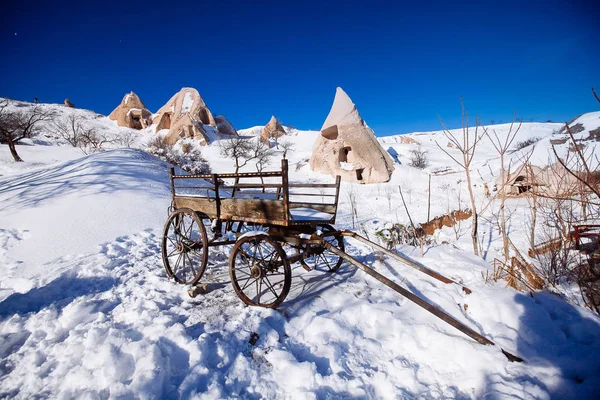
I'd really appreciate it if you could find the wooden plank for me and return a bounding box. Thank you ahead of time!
[332,175,341,224]
[223,183,283,189]
[173,170,283,180]
[288,183,339,188]
[173,196,218,217]
[172,173,212,179]
[282,159,289,226]
[169,168,175,202]
[288,192,337,197]
[220,198,286,223]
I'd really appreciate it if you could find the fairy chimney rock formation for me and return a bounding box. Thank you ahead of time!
[153,87,221,145]
[109,91,152,129]
[164,114,208,145]
[310,87,394,183]
[215,114,238,137]
[260,116,286,144]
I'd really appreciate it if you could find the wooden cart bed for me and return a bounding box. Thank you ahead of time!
[169,159,341,226]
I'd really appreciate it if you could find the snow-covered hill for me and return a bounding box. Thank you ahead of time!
[1,100,600,398]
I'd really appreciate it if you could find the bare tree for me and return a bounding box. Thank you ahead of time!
[220,137,258,197]
[279,140,295,160]
[436,99,486,256]
[251,140,275,191]
[484,111,522,261]
[219,137,255,174]
[0,100,56,161]
[409,147,429,169]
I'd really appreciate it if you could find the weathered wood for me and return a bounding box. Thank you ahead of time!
[288,183,339,188]
[169,168,176,202]
[173,197,218,218]
[288,192,337,197]
[220,198,286,225]
[282,159,290,226]
[223,183,283,189]
[212,174,221,220]
[173,171,283,180]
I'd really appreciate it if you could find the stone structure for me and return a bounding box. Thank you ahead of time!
[260,116,286,144]
[153,87,234,145]
[109,91,152,129]
[309,87,394,183]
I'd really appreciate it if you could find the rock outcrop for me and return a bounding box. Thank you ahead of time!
[164,114,208,145]
[153,87,224,145]
[109,92,152,129]
[309,87,394,183]
[64,98,75,108]
[260,116,286,144]
[215,114,238,137]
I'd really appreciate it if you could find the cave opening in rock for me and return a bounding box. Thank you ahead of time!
[199,108,211,125]
[356,168,364,181]
[339,147,352,163]
[322,125,338,140]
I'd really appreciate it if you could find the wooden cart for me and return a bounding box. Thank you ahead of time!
[162,159,345,308]
[161,158,523,361]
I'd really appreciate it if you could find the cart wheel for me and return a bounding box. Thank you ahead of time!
[299,224,345,272]
[229,234,291,308]
[162,208,209,285]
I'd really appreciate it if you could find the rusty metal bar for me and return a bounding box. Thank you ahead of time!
[340,230,471,294]
[321,241,523,362]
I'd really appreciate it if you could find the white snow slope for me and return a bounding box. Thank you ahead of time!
[1,100,599,399]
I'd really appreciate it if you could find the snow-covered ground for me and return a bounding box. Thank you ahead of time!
[1,100,600,398]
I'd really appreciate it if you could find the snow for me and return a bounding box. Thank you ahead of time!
[237,231,270,241]
[290,208,334,221]
[181,91,194,114]
[1,98,600,398]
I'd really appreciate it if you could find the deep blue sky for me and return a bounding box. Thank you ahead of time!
[1,1,598,135]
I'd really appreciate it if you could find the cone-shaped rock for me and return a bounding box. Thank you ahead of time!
[310,87,394,183]
[153,87,217,145]
[156,87,216,127]
[109,92,152,129]
[260,115,286,144]
[164,114,209,145]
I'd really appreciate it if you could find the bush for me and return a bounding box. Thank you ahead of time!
[514,136,542,150]
[146,137,211,174]
[409,148,429,169]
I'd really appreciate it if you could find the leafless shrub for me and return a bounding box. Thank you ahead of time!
[112,129,138,148]
[52,114,107,153]
[345,184,358,229]
[146,136,211,174]
[409,148,429,169]
[514,136,541,150]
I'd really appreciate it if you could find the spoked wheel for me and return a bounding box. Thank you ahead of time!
[162,208,209,285]
[298,224,345,272]
[229,234,291,308]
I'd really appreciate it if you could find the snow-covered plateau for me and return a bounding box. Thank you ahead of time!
[1,99,599,399]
